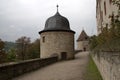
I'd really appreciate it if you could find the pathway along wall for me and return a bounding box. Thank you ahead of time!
[92,51,120,80]
[0,57,58,80]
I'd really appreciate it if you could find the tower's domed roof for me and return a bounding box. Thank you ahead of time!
[39,5,75,34]
[44,12,70,31]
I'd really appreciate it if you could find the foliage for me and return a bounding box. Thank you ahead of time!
[90,3,120,51]
[90,20,120,51]
[4,41,16,53]
[7,48,16,62]
[115,20,120,37]
[16,36,31,60]
[0,36,40,63]
[112,0,120,7]
[26,39,40,59]
[0,39,7,63]
[89,35,98,50]
[0,39,4,50]
[15,36,40,60]
[83,56,103,80]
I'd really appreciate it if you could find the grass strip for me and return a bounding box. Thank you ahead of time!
[83,56,103,80]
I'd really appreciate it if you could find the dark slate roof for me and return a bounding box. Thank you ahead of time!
[77,30,89,41]
[39,11,75,34]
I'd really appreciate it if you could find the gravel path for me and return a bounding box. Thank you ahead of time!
[13,52,89,80]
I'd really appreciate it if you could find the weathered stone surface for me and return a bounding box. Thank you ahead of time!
[40,31,75,59]
[92,51,120,80]
[77,41,89,51]
[0,57,58,80]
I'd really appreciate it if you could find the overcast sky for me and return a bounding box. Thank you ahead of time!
[0,0,96,42]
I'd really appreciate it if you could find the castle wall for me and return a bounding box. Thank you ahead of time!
[40,31,75,59]
[0,57,58,80]
[92,51,120,80]
[96,0,119,34]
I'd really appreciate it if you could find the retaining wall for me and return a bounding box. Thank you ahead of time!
[92,51,120,80]
[0,57,58,80]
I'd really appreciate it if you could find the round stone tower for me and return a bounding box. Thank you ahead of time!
[39,5,75,60]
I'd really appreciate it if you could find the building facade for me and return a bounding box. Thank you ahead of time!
[96,0,119,34]
[39,6,75,60]
[77,30,89,51]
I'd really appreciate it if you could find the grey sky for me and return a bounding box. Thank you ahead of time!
[0,0,96,42]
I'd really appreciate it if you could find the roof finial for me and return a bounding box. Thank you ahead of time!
[56,5,59,12]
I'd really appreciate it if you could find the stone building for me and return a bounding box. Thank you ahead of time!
[76,30,89,51]
[39,6,75,60]
[96,0,119,34]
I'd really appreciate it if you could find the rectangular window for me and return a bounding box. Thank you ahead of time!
[109,0,112,4]
[104,1,107,15]
[101,11,103,21]
[43,36,45,43]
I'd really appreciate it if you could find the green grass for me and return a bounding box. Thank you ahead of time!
[83,56,103,80]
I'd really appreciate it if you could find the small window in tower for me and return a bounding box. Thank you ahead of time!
[43,36,45,43]
[85,37,88,40]
[104,1,107,15]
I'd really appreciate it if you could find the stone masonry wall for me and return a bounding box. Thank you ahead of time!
[77,41,83,50]
[77,41,89,51]
[92,51,120,80]
[0,57,58,80]
[40,31,74,59]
